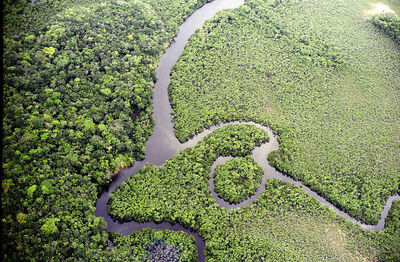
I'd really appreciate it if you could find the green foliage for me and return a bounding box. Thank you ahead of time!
[26,185,37,198]
[372,14,400,45]
[3,0,400,260]
[213,156,263,203]
[41,180,54,195]
[109,228,198,261]
[168,0,400,224]
[108,124,269,226]
[2,0,211,260]
[43,46,56,56]
[40,218,60,237]
[109,124,397,261]
[17,213,27,224]
[378,200,400,261]
[2,179,14,194]
[385,200,400,231]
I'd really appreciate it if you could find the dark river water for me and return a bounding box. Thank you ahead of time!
[95,0,400,260]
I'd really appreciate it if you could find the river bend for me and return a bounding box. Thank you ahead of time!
[95,0,400,261]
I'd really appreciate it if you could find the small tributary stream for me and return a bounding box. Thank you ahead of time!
[95,0,400,261]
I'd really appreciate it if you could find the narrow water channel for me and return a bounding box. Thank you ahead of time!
[95,0,400,261]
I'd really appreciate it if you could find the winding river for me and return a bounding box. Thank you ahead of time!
[95,0,400,260]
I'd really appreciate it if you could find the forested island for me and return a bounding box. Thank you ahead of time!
[2,0,400,261]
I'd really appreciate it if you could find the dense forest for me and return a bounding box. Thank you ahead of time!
[3,0,400,261]
[108,125,269,223]
[169,0,400,224]
[2,0,211,260]
[109,124,400,261]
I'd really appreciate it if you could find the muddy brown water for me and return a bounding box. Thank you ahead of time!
[95,0,400,261]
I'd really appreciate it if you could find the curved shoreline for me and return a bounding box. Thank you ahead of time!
[95,0,400,261]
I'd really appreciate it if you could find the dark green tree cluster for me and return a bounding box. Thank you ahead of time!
[168,0,400,224]
[109,228,198,262]
[109,124,400,261]
[372,14,400,45]
[2,0,211,260]
[213,156,263,203]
